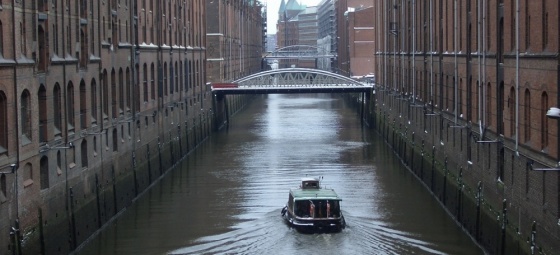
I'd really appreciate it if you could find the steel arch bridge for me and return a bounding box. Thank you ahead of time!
[211,68,374,130]
[211,68,374,95]
[263,45,336,60]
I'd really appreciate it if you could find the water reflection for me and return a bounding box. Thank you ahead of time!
[78,94,483,255]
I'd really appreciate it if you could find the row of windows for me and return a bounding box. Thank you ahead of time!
[374,0,552,55]
[382,69,551,151]
[0,102,209,201]
[0,57,205,156]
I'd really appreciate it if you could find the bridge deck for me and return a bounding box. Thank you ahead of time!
[212,85,372,95]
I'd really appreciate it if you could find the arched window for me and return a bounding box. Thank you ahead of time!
[40,156,49,189]
[80,28,88,68]
[81,140,88,168]
[91,78,97,124]
[119,68,124,114]
[487,82,492,127]
[524,89,531,143]
[0,92,8,154]
[509,86,515,137]
[143,64,148,102]
[126,67,131,111]
[0,174,6,202]
[174,61,178,93]
[102,70,109,119]
[112,128,118,152]
[56,151,62,176]
[23,163,33,188]
[0,20,4,58]
[179,61,183,92]
[67,82,75,132]
[53,84,62,137]
[39,85,48,143]
[21,90,32,142]
[170,63,174,94]
[111,69,117,118]
[151,63,155,100]
[38,25,48,71]
[164,62,168,96]
[78,80,86,129]
[541,92,548,150]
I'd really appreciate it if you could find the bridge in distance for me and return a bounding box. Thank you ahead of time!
[209,67,375,129]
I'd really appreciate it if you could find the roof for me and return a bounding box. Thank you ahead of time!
[286,0,306,11]
[290,188,342,200]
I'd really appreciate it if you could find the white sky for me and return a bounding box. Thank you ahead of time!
[266,0,323,34]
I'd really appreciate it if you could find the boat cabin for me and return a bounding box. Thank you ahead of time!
[301,177,320,189]
[287,177,342,219]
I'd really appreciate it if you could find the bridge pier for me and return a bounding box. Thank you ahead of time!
[212,93,229,131]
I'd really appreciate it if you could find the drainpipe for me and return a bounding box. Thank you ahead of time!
[482,0,487,133]
[430,0,433,107]
[478,0,482,134]
[454,0,458,124]
[412,0,415,104]
[515,0,519,153]
[10,0,20,224]
[557,0,560,222]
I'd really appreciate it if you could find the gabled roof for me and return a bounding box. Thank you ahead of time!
[286,0,306,11]
[279,0,286,14]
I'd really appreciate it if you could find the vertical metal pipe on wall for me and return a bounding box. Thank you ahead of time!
[454,0,458,124]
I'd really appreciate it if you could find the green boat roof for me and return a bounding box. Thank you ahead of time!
[290,188,342,200]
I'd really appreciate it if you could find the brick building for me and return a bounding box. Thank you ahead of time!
[0,0,235,253]
[206,0,265,83]
[347,6,375,77]
[332,0,373,76]
[372,0,560,253]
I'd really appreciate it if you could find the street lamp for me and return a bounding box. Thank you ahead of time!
[546,107,560,119]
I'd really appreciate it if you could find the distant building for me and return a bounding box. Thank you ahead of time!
[276,0,306,68]
[266,34,278,53]
[297,6,319,68]
[317,0,335,71]
[332,0,373,76]
[347,6,375,77]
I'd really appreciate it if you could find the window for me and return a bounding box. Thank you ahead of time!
[112,128,118,152]
[0,21,4,58]
[103,70,109,118]
[53,84,62,136]
[111,69,117,118]
[143,64,148,102]
[40,156,49,189]
[126,68,131,111]
[23,163,33,188]
[0,174,6,203]
[38,25,48,71]
[0,92,7,154]
[67,82,75,132]
[21,90,32,142]
[80,28,88,68]
[119,68,124,113]
[91,79,97,124]
[524,89,531,142]
[151,63,155,100]
[39,85,48,143]
[164,62,168,96]
[81,140,88,168]
[541,92,548,150]
[80,80,87,128]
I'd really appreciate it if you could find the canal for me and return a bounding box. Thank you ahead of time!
[77,94,484,254]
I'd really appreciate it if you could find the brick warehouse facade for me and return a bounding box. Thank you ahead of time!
[372,0,559,254]
[0,0,264,253]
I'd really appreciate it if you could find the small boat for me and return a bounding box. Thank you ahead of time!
[281,177,345,232]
